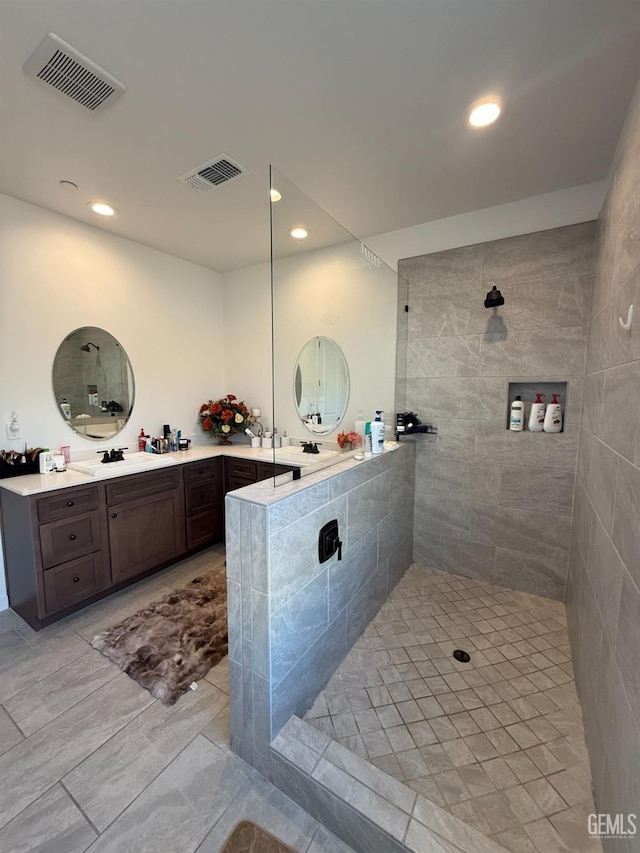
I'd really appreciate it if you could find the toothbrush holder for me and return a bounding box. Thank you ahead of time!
[250,437,261,448]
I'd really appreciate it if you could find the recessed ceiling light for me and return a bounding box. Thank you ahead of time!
[468,97,503,128]
[59,180,78,191]
[270,188,282,202]
[290,226,310,240]
[88,201,118,217]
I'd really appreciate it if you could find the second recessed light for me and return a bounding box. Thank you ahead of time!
[290,226,310,240]
[88,201,118,217]
[468,97,503,128]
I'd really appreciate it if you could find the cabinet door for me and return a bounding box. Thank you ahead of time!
[108,491,186,583]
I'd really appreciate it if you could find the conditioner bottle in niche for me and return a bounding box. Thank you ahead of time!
[543,394,563,433]
[528,393,546,432]
[371,410,385,454]
[509,395,524,431]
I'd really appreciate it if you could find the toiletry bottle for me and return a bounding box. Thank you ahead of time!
[371,410,385,453]
[364,422,372,457]
[543,394,563,433]
[528,394,546,432]
[60,398,71,419]
[138,428,146,451]
[171,429,178,452]
[509,395,524,431]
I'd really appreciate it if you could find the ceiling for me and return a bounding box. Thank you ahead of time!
[1,0,640,273]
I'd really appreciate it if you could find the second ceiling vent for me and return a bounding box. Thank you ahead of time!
[23,33,126,113]
[178,155,249,192]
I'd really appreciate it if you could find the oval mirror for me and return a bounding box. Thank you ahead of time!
[52,327,135,441]
[294,336,349,435]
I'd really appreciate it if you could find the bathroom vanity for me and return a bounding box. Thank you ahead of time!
[0,448,296,630]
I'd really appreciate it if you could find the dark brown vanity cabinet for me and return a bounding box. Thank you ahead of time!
[0,484,110,628]
[106,468,185,584]
[184,458,223,549]
[1,453,297,630]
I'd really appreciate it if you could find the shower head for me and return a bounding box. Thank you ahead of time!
[484,285,505,309]
[80,342,100,352]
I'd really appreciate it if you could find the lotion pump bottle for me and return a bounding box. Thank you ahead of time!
[528,394,546,432]
[60,398,71,419]
[509,395,524,431]
[371,410,385,454]
[543,394,563,433]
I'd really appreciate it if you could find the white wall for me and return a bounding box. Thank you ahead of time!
[223,242,399,442]
[0,193,224,609]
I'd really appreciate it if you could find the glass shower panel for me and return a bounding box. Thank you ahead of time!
[269,166,406,483]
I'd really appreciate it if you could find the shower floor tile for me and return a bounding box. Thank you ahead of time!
[305,564,602,852]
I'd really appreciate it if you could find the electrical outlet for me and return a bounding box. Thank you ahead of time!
[6,420,22,440]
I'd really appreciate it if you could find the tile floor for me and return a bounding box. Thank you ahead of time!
[0,544,352,853]
[305,564,602,853]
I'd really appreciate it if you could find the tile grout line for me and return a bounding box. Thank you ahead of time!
[59,779,101,839]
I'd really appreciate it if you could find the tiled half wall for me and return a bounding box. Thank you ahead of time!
[399,222,596,600]
[225,443,415,770]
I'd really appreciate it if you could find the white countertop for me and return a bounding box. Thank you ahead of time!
[0,443,350,497]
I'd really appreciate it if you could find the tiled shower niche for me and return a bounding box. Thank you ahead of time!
[506,381,568,432]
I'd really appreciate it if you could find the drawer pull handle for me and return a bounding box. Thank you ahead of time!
[73,576,80,583]
[111,513,118,519]
[67,500,75,507]
[69,534,77,541]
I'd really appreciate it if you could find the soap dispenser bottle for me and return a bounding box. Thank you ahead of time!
[543,394,563,433]
[528,394,546,432]
[138,429,146,451]
[371,410,385,454]
[60,398,71,419]
[509,395,524,431]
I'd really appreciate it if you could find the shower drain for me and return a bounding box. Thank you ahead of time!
[453,649,471,663]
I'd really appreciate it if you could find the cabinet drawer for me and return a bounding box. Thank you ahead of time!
[105,468,182,505]
[185,481,220,516]
[225,475,255,492]
[186,510,223,549]
[36,487,99,523]
[43,553,108,614]
[39,511,102,569]
[225,458,257,479]
[184,459,221,484]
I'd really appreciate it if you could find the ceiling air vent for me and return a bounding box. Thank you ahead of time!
[23,33,125,113]
[178,155,249,192]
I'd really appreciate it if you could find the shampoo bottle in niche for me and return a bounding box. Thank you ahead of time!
[509,395,524,431]
[60,398,71,419]
[528,394,546,432]
[371,410,385,454]
[543,394,563,433]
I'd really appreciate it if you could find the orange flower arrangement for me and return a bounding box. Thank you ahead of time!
[199,394,250,441]
[337,430,362,450]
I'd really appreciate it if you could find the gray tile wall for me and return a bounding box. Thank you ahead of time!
[398,223,596,600]
[566,81,640,850]
[226,444,415,767]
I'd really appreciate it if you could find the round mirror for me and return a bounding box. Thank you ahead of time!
[52,327,135,441]
[294,336,349,435]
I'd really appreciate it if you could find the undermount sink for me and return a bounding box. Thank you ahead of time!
[68,451,176,476]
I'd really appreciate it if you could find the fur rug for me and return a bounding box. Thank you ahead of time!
[91,564,228,705]
[220,821,296,853]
